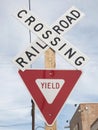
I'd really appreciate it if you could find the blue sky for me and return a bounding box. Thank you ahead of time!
[0,0,98,130]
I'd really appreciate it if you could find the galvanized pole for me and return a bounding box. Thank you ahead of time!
[31,99,35,130]
[28,1,35,130]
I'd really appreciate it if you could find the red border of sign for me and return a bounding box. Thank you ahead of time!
[19,69,82,125]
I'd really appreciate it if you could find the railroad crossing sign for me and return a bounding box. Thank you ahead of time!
[13,6,89,71]
[19,69,82,125]
[13,6,89,126]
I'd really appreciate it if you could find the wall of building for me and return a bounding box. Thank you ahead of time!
[70,105,83,130]
[91,118,98,130]
[70,103,98,130]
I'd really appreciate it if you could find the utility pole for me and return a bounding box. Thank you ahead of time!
[45,48,57,130]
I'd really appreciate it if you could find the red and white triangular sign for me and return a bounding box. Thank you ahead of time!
[18,69,82,125]
[36,79,65,104]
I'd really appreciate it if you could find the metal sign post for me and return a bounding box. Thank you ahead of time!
[28,1,35,129]
[31,100,35,130]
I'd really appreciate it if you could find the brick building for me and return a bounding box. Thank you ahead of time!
[70,103,98,130]
[91,118,98,130]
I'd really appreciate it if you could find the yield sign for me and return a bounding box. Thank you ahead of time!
[19,69,82,125]
[36,79,65,104]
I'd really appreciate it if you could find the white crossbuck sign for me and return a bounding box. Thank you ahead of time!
[13,6,89,71]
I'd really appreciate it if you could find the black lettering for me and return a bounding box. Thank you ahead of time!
[31,46,39,54]
[75,56,85,66]
[70,10,80,18]
[64,48,76,58]
[36,42,48,49]
[25,16,35,26]
[34,23,43,32]
[66,16,76,24]
[50,37,61,46]
[16,57,28,68]
[25,51,36,61]
[17,10,27,18]
[42,30,52,39]
[59,20,69,28]
[52,25,64,35]
[58,43,67,51]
